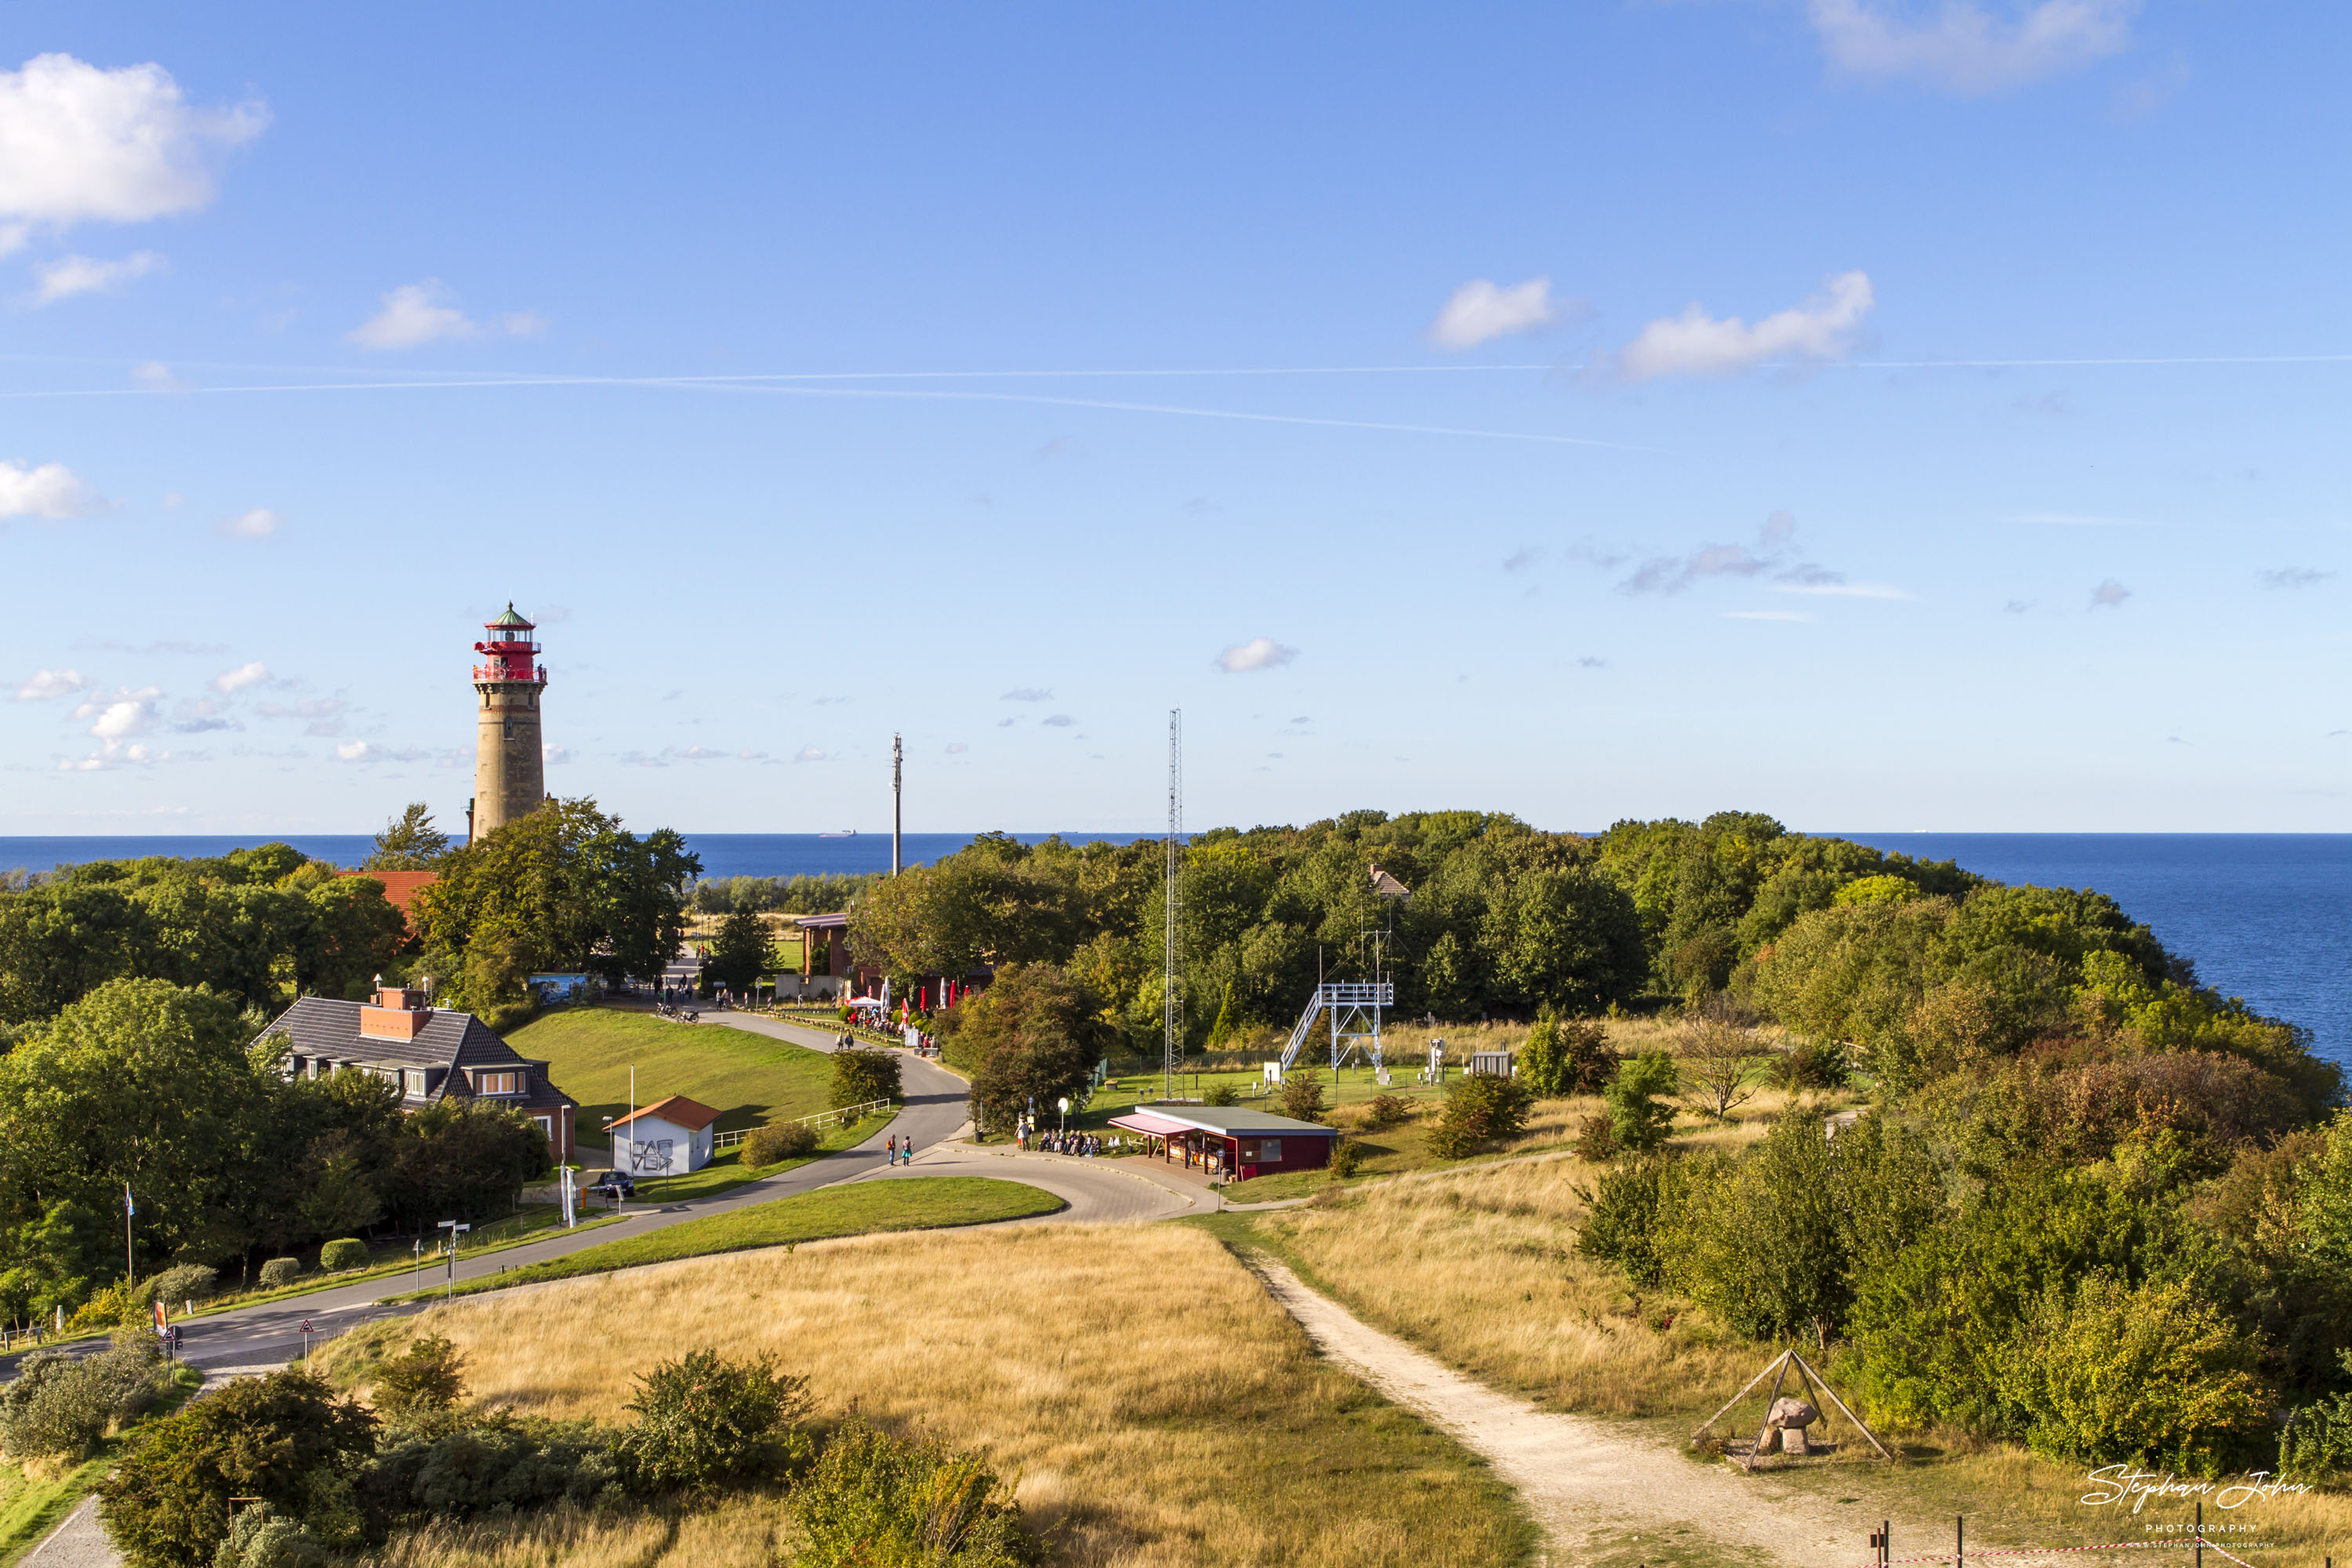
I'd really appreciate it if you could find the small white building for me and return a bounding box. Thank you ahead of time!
[609,1094,720,1177]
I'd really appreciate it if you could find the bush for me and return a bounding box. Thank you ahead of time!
[130,1265,219,1312]
[830,1046,902,1110]
[209,1511,327,1568]
[1574,1113,1619,1162]
[362,1413,621,1519]
[744,1121,819,1166]
[789,1416,1037,1567]
[1604,1052,1679,1152]
[1574,1156,1682,1287]
[100,1370,378,1568]
[258,1258,303,1290]
[1277,1070,1324,1123]
[1425,1073,1533,1160]
[617,1348,814,1494]
[1202,1081,1240,1107]
[0,1352,111,1461]
[1329,1138,1363,1179]
[1362,1093,1411,1131]
[1520,1017,1615,1098]
[1767,1039,1849,1093]
[2278,1374,2352,1481]
[372,1334,466,1425]
[317,1240,368,1274]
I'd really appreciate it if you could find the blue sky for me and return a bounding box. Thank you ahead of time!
[1,2,2347,837]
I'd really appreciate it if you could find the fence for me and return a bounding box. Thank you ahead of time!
[712,1098,895,1150]
[1864,1508,2308,1568]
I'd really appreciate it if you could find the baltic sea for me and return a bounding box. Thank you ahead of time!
[5,830,2344,1075]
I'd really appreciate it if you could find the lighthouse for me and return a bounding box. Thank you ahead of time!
[468,603,549,844]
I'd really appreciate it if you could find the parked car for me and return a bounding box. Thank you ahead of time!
[584,1170,635,1200]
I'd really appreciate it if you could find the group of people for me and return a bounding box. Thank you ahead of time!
[882,1134,916,1166]
[1018,1127,1123,1158]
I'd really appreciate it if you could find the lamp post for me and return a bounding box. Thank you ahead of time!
[437,1221,470,1298]
[1058,1097,1069,1139]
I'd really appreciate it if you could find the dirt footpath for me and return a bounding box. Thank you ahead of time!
[1250,1258,1926,1568]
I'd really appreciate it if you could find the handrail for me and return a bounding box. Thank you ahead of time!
[711,1098,895,1149]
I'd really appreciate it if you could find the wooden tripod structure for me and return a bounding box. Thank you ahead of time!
[1691,1347,1896,1472]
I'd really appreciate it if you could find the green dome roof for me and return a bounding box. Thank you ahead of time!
[487,602,533,628]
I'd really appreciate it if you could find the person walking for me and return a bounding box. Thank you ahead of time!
[886,1133,898,1164]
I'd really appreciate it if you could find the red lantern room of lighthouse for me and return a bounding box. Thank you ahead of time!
[468,603,550,843]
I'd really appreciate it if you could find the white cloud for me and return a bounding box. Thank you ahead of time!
[30,250,161,303]
[795,746,826,762]
[678,746,724,760]
[1214,637,1299,674]
[2091,578,2131,608]
[1042,713,1076,728]
[133,361,187,392]
[1808,0,2135,94]
[0,55,266,241]
[211,661,270,693]
[347,278,543,350]
[1000,687,1052,702]
[334,741,375,762]
[1427,276,1562,350]
[15,667,88,700]
[946,742,968,754]
[0,459,101,520]
[1615,272,1873,381]
[2260,567,2332,590]
[71,686,162,757]
[216,507,278,539]
[544,744,573,764]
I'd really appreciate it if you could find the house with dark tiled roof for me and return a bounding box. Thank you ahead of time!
[255,983,577,1163]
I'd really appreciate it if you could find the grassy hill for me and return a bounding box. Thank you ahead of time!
[326,1222,1535,1567]
[504,1006,837,1153]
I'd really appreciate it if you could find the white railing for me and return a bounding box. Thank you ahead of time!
[712,1098,895,1149]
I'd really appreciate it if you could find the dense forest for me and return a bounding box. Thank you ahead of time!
[856,809,2352,1474]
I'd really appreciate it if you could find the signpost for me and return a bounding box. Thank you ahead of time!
[437,1221,470,1298]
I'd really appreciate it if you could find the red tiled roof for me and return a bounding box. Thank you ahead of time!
[340,869,439,935]
[610,1094,722,1132]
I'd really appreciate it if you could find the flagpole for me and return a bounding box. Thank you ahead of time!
[123,1182,134,1294]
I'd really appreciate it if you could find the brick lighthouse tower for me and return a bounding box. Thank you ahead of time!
[468,603,549,844]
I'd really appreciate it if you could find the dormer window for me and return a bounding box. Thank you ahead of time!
[405,1069,426,1097]
[477,1070,521,1095]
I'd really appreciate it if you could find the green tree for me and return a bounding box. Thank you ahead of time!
[830,1046,902,1109]
[946,965,1103,1134]
[1604,1052,1679,1152]
[364,804,451,871]
[1426,1073,1534,1158]
[706,908,770,995]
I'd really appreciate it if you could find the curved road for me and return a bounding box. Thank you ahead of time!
[106,1012,1192,1374]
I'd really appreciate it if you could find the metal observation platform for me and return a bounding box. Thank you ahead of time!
[1276,982,1396,1076]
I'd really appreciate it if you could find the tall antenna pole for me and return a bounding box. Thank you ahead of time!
[1163,708,1182,1102]
[891,733,903,877]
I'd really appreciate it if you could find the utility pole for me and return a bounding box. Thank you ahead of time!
[891,733,903,877]
[1163,709,1182,1104]
[122,1182,134,1295]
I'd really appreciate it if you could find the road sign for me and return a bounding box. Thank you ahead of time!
[300,1319,312,1334]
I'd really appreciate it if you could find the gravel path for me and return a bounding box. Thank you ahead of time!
[18,1498,109,1568]
[1249,1258,1921,1568]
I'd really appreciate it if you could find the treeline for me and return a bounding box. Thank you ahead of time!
[0,843,408,1025]
[0,979,550,1329]
[689,873,874,916]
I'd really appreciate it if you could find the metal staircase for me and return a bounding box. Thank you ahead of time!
[1277,982,1396,1074]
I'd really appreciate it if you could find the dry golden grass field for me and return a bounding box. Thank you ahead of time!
[1236,1138,2352,1562]
[322,1223,1536,1568]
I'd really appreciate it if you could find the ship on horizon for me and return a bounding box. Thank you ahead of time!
[818,829,857,839]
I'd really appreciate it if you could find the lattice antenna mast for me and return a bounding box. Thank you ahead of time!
[1163,708,1183,1103]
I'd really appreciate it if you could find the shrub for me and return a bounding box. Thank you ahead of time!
[830,1046,902,1110]
[68,1285,127,1332]
[1767,1039,1849,1092]
[616,1348,814,1494]
[0,1352,110,1461]
[85,1337,168,1422]
[1520,1017,1615,1097]
[1277,1070,1325,1124]
[1426,1073,1533,1160]
[372,1334,466,1425]
[1202,1081,1240,1107]
[100,1370,378,1568]
[1574,1156,1682,1287]
[1361,1093,1411,1131]
[210,1511,327,1568]
[258,1258,303,1290]
[362,1412,622,1519]
[130,1265,219,1312]
[317,1240,368,1274]
[1329,1138,1363,1179]
[1604,1052,1679,1152]
[1998,1276,2270,1474]
[789,1416,1037,1567]
[1666,1113,1846,1341]
[2278,1375,2352,1482]
[744,1121,819,1166]
[1574,1113,1619,1162]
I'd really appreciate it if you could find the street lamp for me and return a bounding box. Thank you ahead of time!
[1058,1096,1070,1138]
[436,1220,470,1298]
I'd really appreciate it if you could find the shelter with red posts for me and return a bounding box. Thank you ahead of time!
[1107,1105,1338,1181]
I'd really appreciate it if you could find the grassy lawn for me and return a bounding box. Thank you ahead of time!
[626,1109,892,1203]
[324,1220,1537,1568]
[505,1004,838,1152]
[408,1178,1063,1299]
[0,1363,202,1568]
